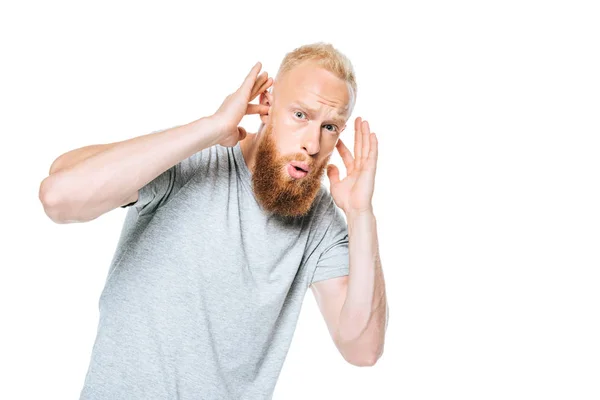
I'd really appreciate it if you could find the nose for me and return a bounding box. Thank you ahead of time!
[301,124,321,156]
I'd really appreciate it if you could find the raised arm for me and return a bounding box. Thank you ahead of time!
[311,117,387,366]
[39,62,272,224]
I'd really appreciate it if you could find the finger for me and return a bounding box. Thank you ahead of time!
[240,62,262,95]
[252,77,273,101]
[336,138,354,175]
[250,72,268,99]
[249,79,272,104]
[367,133,378,171]
[327,164,340,185]
[360,120,371,169]
[354,117,362,171]
[246,104,270,115]
[250,72,267,98]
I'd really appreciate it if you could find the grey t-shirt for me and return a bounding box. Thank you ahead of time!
[79,137,350,400]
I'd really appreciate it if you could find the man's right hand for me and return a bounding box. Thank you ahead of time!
[212,62,273,147]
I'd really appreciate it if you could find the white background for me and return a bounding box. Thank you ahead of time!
[1,0,599,399]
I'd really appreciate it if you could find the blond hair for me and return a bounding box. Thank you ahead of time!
[276,42,357,113]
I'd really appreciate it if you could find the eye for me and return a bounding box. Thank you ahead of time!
[294,111,307,119]
[323,124,338,133]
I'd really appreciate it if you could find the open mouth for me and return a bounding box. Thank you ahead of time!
[293,165,306,172]
[287,163,308,179]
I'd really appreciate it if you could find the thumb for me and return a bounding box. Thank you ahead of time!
[238,126,247,140]
[327,164,340,185]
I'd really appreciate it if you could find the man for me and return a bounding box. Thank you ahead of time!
[39,42,388,400]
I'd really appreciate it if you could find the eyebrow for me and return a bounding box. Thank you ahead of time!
[293,101,347,126]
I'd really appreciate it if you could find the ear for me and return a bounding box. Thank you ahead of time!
[259,90,273,124]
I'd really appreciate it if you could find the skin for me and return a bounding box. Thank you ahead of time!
[239,60,352,217]
[41,59,388,366]
[239,60,387,366]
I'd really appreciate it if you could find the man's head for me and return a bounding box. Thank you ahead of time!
[246,42,357,218]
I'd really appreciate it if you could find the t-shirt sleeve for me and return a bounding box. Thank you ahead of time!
[309,199,350,285]
[120,125,207,216]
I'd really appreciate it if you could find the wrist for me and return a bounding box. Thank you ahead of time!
[346,207,376,237]
[189,115,224,147]
[345,207,375,221]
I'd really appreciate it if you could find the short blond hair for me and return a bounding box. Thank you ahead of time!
[276,42,357,114]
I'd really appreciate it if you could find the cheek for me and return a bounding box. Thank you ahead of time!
[322,139,338,155]
[271,128,297,152]
[277,110,309,132]
[269,134,291,161]
[322,143,338,162]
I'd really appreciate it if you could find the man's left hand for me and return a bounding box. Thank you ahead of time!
[327,116,378,217]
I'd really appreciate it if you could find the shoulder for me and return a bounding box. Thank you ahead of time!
[310,184,334,216]
[308,184,346,228]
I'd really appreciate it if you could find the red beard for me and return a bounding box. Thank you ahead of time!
[252,124,330,217]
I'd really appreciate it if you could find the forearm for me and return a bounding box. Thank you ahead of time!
[337,210,388,363]
[49,144,114,175]
[40,116,221,223]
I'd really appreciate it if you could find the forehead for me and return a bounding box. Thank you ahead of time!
[275,61,351,118]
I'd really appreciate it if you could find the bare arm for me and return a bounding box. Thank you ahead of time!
[47,142,136,206]
[311,118,387,366]
[39,62,272,224]
[48,143,119,175]
[311,211,387,367]
[39,118,222,223]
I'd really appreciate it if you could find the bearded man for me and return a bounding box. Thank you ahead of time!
[39,42,388,400]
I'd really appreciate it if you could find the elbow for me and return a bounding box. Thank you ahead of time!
[38,176,67,224]
[39,177,64,223]
[341,344,384,367]
[345,351,382,367]
[336,327,385,367]
[39,176,86,224]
